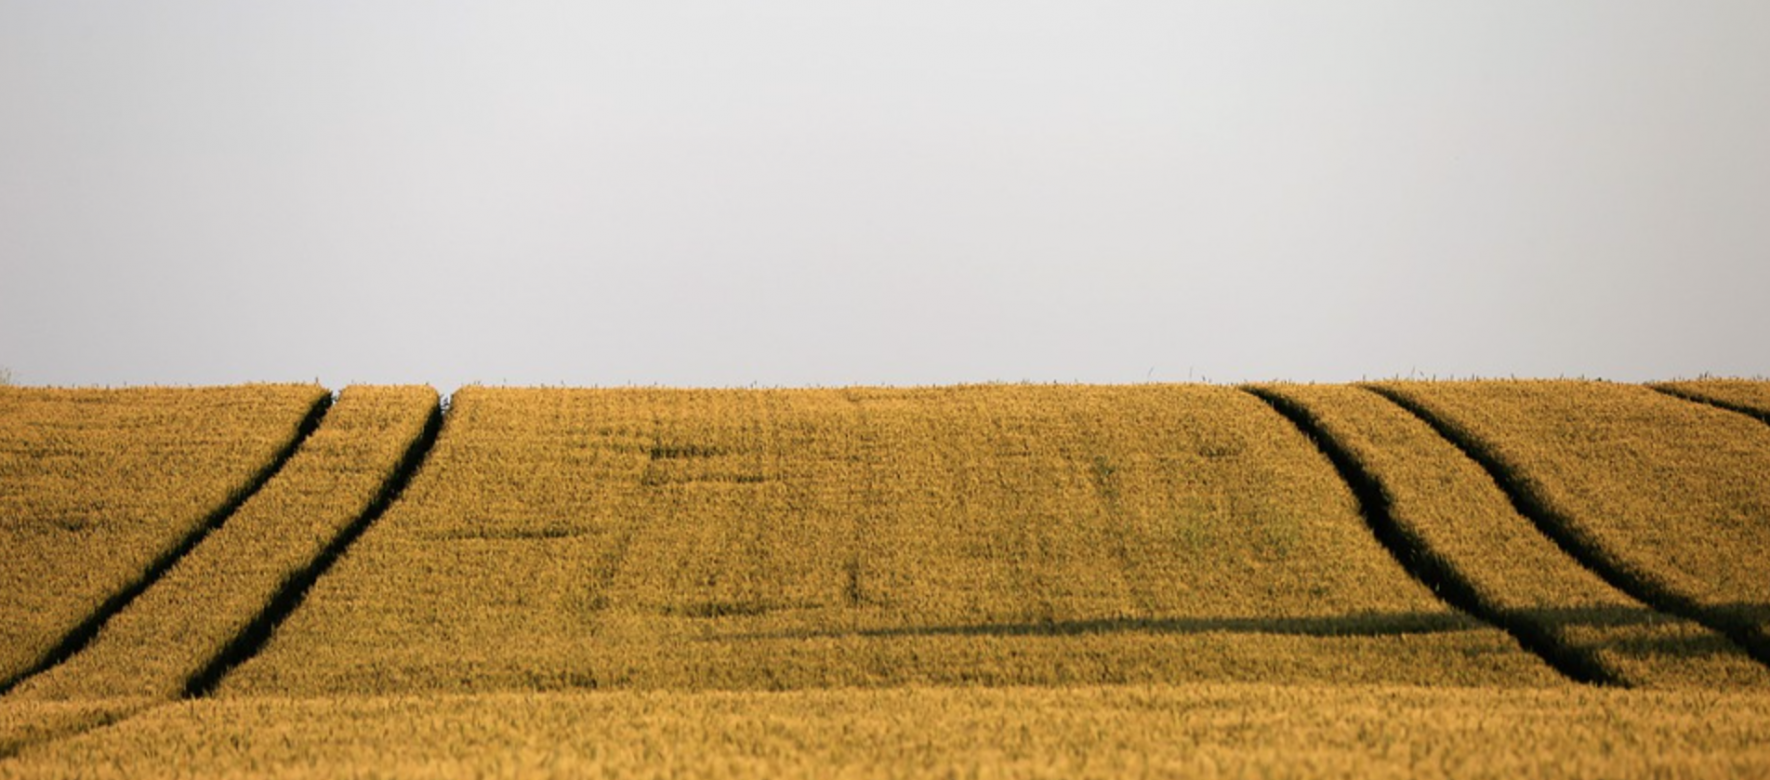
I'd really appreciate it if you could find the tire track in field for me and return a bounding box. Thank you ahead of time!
[0,394,333,697]
[182,396,446,697]
[1244,387,1620,686]
[1648,385,1770,428]
[1365,385,1770,671]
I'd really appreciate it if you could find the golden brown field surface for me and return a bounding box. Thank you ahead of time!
[1,380,1767,777]
[4,685,1769,779]
[1254,383,1769,688]
[1654,378,1770,423]
[220,385,1552,695]
[0,385,327,692]
[1371,380,1770,665]
[8,387,439,701]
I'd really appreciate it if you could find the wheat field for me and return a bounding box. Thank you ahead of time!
[0,385,326,691]
[221,385,1548,695]
[1654,379,1770,423]
[1,380,1767,777]
[7,386,438,701]
[1254,383,1769,688]
[7,685,1770,780]
[1371,380,1770,665]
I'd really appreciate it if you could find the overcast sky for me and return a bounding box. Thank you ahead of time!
[3,2,1767,392]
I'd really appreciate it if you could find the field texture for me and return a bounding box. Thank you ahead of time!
[1654,379,1770,423]
[0,385,327,692]
[1,380,1767,778]
[1253,383,1769,688]
[6,685,1770,780]
[1372,380,1770,665]
[221,385,1550,695]
[8,387,439,701]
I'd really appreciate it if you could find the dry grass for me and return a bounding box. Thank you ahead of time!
[1372,380,1770,661]
[6,387,438,701]
[0,385,328,689]
[219,385,1553,696]
[6,685,1770,779]
[1259,383,1770,688]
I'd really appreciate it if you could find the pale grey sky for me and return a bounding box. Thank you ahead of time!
[3,2,1767,391]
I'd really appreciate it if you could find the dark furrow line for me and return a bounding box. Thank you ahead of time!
[1647,385,1770,428]
[182,397,446,698]
[1242,387,1622,687]
[0,393,333,697]
[1364,384,1770,670]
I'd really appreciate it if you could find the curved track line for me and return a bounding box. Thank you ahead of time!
[1243,387,1620,686]
[183,397,447,697]
[0,394,333,697]
[1364,385,1770,671]
[1647,385,1770,428]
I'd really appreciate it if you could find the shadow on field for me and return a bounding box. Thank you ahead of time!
[716,604,1758,644]
[1719,602,1770,627]
[830,612,1480,639]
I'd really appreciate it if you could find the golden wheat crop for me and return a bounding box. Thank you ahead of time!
[1372,380,1770,661]
[0,385,328,690]
[6,387,438,702]
[219,385,1554,696]
[6,380,1769,778]
[6,685,1770,779]
[1654,379,1770,421]
[1258,383,1770,688]
[0,698,150,761]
